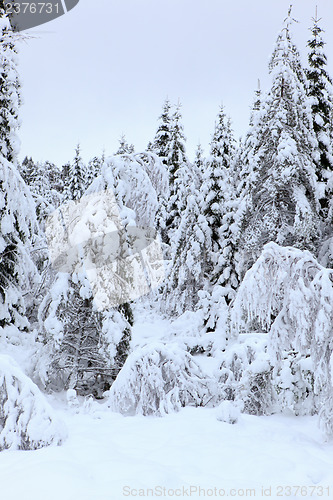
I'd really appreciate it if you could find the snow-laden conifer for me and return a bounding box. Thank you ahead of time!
[0,15,38,330]
[163,191,209,316]
[39,152,165,394]
[200,106,239,304]
[152,98,172,164]
[238,10,320,276]
[161,103,190,242]
[64,144,86,201]
[306,14,333,189]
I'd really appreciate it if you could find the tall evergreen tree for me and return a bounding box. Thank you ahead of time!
[40,155,150,395]
[61,161,70,193]
[150,100,173,245]
[165,102,190,241]
[65,144,86,201]
[200,106,238,300]
[306,13,333,217]
[0,14,38,329]
[210,105,236,161]
[163,190,209,316]
[238,9,320,276]
[152,98,172,164]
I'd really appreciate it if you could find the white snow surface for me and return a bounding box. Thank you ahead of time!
[0,397,332,500]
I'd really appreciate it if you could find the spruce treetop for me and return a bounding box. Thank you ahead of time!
[116,134,134,155]
[306,12,333,179]
[152,98,172,162]
[210,105,236,165]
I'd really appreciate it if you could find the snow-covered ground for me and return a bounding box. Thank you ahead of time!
[1,309,333,500]
[0,401,332,500]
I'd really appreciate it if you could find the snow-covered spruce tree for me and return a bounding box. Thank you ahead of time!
[116,134,134,155]
[83,152,165,319]
[306,13,333,219]
[0,14,66,451]
[210,105,236,161]
[149,99,173,245]
[231,242,333,431]
[25,160,63,225]
[85,153,164,310]
[238,10,320,277]
[0,16,38,331]
[64,144,86,201]
[165,102,190,242]
[200,106,239,306]
[163,190,209,316]
[38,184,135,396]
[85,155,103,188]
[38,271,133,396]
[39,152,165,395]
[152,98,172,164]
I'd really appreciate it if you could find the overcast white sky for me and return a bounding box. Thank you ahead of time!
[17,0,333,167]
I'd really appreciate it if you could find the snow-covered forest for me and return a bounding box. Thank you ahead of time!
[1,3,333,498]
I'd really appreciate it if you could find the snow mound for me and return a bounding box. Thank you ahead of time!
[0,355,67,451]
[108,343,220,416]
[216,400,242,424]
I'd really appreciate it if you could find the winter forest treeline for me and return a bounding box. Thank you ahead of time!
[1,6,333,450]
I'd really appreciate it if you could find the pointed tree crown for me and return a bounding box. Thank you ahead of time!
[210,105,236,165]
[306,12,333,178]
[153,98,172,162]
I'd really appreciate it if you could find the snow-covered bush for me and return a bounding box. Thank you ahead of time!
[238,355,276,416]
[199,285,231,348]
[108,343,221,416]
[0,355,66,451]
[232,242,333,433]
[217,334,276,416]
[217,331,315,417]
[274,353,316,417]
